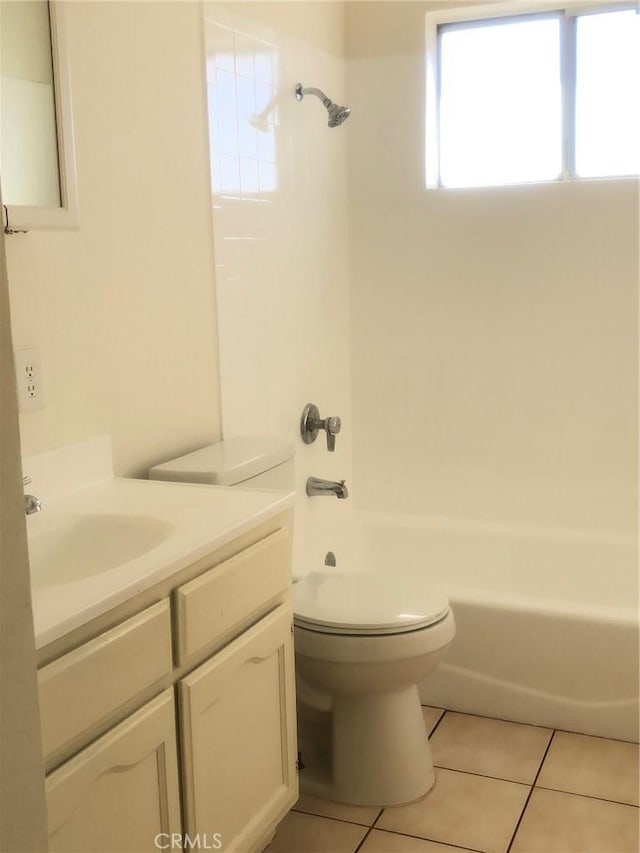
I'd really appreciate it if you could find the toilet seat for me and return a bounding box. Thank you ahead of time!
[293,571,450,636]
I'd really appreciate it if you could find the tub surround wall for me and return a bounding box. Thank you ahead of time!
[346,2,639,542]
[6,1,222,478]
[204,2,353,573]
[345,2,638,739]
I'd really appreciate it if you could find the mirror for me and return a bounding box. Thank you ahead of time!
[0,0,78,231]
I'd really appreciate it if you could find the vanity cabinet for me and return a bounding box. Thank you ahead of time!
[37,516,297,853]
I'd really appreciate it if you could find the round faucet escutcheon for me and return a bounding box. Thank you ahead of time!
[300,403,342,452]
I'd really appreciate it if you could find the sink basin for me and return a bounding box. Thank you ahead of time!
[22,436,294,648]
[28,514,174,587]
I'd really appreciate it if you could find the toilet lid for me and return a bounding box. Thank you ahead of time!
[293,571,450,636]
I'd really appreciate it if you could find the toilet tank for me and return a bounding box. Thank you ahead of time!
[149,436,295,491]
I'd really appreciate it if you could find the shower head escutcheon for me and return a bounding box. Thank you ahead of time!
[295,83,351,128]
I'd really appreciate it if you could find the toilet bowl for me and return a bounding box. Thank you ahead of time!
[293,570,455,806]
[149,439,456,806]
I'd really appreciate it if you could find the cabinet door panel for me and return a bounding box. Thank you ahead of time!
[46,689,181,853]
[180,605,297,853]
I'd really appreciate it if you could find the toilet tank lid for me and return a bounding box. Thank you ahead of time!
[149,437,294,486]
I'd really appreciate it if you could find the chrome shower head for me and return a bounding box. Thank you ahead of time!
[327,103,351,128]
[295,83,351,128]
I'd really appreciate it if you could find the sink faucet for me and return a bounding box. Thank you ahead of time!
[23,475,42,515]
[306,477,348,499]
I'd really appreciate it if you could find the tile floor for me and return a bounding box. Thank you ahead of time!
[268,707,640,853]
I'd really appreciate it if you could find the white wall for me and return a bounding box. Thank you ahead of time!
[204,1,353,572]
[5,1,222,478]
[346,2,638,543]
[0,223,47,852]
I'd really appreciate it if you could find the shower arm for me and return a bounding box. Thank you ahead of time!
[295,84,332,108]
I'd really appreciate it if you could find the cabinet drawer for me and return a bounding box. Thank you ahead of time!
[174,527,290,666]
[39,600,172,762]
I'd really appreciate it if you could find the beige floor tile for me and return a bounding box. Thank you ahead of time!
[293,792,380,825]
[536,730,640,806]
[268,811,367,853]
[377,768,530,853]
[360,828,477,853]
[422,706,445,736]
[429,712,552,784]
[510,788,640,853]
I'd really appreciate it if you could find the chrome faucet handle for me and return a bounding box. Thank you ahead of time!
[324,416,341,452]
[300,404,342,452]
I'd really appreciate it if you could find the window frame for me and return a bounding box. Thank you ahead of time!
[425,0,639,189]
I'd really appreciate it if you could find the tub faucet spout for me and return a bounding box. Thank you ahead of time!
[306,477,348,499]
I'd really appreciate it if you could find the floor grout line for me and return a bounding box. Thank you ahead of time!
[431,707,639,745]
[290,805,377,828]
[370,807,383,831]
[352,809,383,853]
[426,762,639,807]
[533,784,640,809]
[547,726,640,746]
[505,729,557,853]
[426,708,448,739]
[432,764,533,787]
[434,706,554,732]
[371,826,486,853]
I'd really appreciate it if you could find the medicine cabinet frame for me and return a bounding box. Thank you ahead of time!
[2,0,79,233]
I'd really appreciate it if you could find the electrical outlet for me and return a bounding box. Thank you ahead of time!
[15,348,45,412]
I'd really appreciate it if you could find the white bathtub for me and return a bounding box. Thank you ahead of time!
[355,513,639,742]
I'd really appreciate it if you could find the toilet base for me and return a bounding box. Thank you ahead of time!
[297,684,434,806]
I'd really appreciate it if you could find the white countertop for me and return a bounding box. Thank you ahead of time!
[24,439,293,649]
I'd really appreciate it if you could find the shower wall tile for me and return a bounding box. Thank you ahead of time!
[203,2,353,571]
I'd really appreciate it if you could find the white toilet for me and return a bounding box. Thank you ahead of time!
[150,438,456,807]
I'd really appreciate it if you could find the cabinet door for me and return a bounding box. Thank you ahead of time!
[180,604,298,853]
[46,689,181,853]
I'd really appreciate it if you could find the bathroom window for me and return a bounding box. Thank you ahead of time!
[425,2,639,188]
